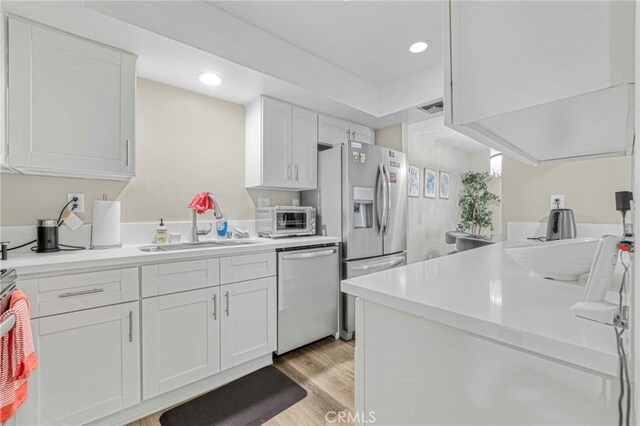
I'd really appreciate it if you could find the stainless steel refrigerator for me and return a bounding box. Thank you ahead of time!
[302,142,407,340]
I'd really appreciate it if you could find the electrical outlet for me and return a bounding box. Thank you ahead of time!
[67,193,85,213]
[257,197,271,208]
[550,194,565,209]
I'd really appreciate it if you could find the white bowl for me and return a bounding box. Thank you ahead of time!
[505,238,600,281]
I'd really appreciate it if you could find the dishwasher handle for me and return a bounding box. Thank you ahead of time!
[281,248,337,260]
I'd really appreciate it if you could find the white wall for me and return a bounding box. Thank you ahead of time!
[0,78,298,226]
[407,120,476,263]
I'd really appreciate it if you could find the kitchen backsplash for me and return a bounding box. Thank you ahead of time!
[0,219,257,252]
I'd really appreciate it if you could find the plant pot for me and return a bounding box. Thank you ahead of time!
[455,235,496,252]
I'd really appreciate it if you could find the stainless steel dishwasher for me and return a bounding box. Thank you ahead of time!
[276,244,339,355]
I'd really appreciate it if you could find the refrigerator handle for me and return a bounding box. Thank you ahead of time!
[382,163,391,235]
[376,163,385,235]
[350,257,405,271]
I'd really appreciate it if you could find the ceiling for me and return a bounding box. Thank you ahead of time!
[81,0,445,118]
[2,0,469,134]
[2,0,383,126]
[210,1,442,86]
[409,116,488,153]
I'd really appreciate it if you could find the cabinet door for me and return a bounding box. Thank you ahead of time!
[350,123,375,145]
[7,18,135,180]
[220,277,277,370]
[261,97,293,188]
[17,302,140,426]
[142,287,220,399]
[318,115,350,146]
[291,107,318,189]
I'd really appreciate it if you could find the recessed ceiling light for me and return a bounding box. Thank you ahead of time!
[409,40,430,54]
[197,72,223,86]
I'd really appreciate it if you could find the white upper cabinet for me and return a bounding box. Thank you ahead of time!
[261,98,293,189]
[6,17,136,180]
[245,96,317,190]
[350,123,375,145]
[444,1,635,164]
[318,115,350,145]
[318,114,375,146]
[292,106,318,189]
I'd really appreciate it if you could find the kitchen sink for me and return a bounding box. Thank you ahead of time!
[139,240,259,252]
[505,237,599,281]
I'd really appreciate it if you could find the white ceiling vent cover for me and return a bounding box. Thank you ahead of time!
[417,99,444,115]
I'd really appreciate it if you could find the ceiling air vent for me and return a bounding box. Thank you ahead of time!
[417,99,444,115]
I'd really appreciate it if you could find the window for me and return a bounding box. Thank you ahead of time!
[490,149,502,177]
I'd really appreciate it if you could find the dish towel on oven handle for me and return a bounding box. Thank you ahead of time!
[0,290,37,423]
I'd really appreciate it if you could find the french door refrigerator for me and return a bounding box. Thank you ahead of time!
[302,141,407,340]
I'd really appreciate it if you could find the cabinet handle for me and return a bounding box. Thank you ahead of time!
[346,129,351,140]
[294,164,299,182]
[212,294,217,320]
[125,140,130,167]
[58,288,104,298]
[287,163,291,181]
[225,291,230,317]
[352,130,356,139]
[128,310,133,343]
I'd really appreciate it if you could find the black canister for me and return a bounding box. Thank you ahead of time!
[36,219,60,253]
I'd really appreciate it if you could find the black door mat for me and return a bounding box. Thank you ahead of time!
[159,366,307,426]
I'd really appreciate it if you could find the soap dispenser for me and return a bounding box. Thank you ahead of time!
[156,219,169,244]
[216,214,228,239]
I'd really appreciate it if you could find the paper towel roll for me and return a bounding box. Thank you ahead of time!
[91,200,121,248]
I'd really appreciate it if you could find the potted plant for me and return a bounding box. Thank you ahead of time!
[457,171,500,238]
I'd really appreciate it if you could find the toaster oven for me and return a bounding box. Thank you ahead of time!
[256,206,316,238]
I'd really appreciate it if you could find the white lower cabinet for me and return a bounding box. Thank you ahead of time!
[17,302,140,426]
[142,287,220,400]
[14,254,279,425]
[220,277,277,370]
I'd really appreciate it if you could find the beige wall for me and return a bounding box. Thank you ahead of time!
[375,123,406,152]
[0,78,297,226]
[502,155,631,233]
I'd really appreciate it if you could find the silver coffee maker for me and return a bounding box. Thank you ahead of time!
[546,208,577,240]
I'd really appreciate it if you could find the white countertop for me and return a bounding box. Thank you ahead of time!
[341,242,622,377]
[0,236,341,276]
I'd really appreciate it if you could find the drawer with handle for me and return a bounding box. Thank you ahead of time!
[142,258,220,297]
[19,268,139,319]
[220,252,276,284]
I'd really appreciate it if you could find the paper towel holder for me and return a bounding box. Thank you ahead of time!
[90,195,122,250]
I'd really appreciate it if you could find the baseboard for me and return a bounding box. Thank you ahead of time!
[88,354,273,426]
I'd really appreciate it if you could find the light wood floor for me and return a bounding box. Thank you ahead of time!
[130,337,355,426]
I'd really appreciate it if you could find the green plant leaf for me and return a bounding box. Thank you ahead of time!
[457,171,500,236]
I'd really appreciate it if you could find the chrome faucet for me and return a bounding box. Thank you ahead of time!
[190,193,224,242]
